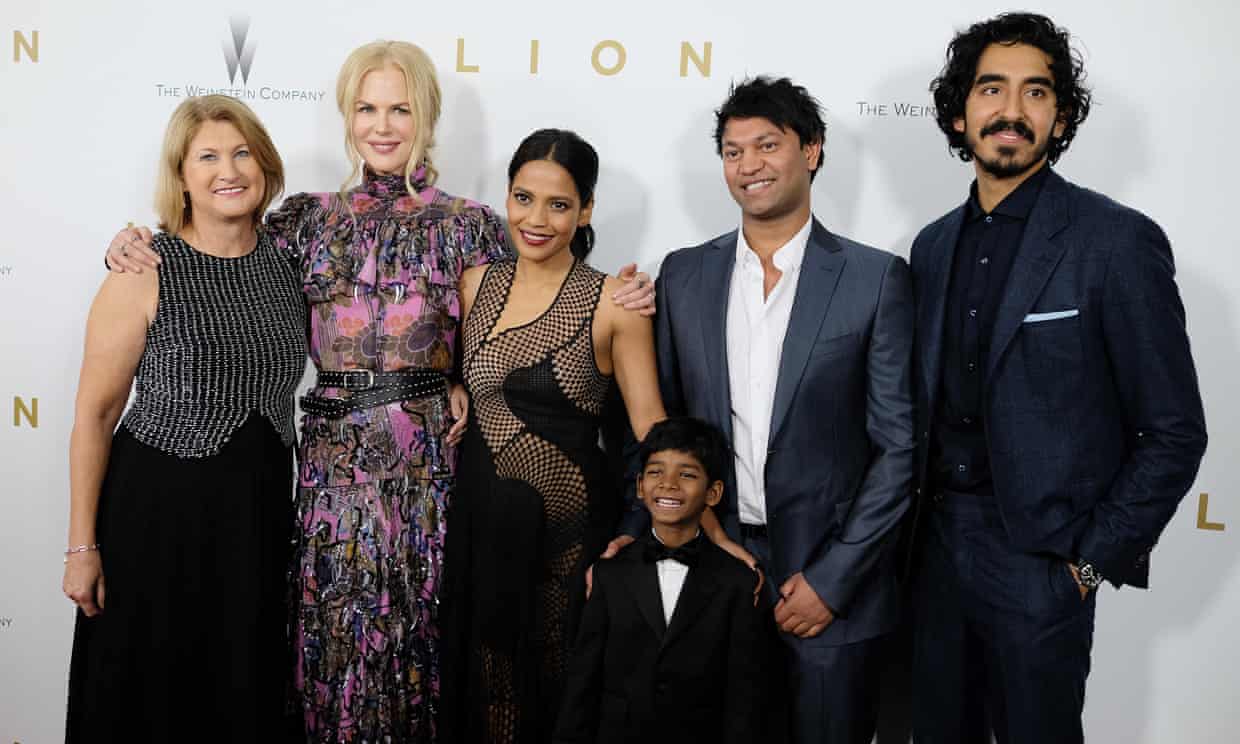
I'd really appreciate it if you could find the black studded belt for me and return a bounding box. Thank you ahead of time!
[300,368,448,419]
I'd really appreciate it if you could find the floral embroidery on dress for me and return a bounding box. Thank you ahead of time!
[267,166,510,743]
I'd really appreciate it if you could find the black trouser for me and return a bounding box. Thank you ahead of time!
[742,532,885,744]
[911,492,1096,744]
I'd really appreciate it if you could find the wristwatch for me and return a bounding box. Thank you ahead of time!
[1074,558,1104,591]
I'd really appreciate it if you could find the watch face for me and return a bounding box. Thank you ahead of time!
[1078,562,1103,589]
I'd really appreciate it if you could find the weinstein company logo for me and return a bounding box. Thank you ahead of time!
[152,16,326,103]
[223,15,255,85]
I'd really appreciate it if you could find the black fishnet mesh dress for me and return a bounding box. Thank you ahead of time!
[442,258,620,743]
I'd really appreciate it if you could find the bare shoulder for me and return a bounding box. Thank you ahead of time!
[100,262,158,295]
[596,274,634,329]
[95,262,158,322]
[600,274,628,306]
[461,264,490,298]
[460,263,490,318]
[462,263,489,286]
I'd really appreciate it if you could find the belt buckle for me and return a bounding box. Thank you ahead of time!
[343,369,375,391]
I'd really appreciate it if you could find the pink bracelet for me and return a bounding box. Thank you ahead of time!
[64,544,100,555]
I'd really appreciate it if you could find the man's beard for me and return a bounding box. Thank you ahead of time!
[967,119,1052,179]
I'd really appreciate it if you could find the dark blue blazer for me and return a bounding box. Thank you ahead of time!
[909,169,1208,587]
[641,218,915,647]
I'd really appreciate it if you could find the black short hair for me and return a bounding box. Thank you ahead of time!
[930,12,1092,165]
[639,417,730,484]
[507,128,600,259]
[713,76,827,181]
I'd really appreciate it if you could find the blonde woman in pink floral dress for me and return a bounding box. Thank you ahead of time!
[105,42,654,744]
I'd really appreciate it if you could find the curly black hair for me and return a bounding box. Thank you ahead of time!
[714,76,827,181]
[930,12,1091,165]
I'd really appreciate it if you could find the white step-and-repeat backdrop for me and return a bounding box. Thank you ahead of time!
[2,1,1236,741]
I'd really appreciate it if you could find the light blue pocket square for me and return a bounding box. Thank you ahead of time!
[1022,309,1080,323]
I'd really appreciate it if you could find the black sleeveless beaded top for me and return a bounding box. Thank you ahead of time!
[121,232,307,457]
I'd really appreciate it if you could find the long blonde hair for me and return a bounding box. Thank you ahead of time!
[336,40,441,202]
[154,95,284,233]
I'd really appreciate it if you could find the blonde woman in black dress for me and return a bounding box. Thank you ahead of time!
[63,95,305,742]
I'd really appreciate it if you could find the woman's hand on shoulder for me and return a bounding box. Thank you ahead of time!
[611,263,655,316]
[105,225,160,274]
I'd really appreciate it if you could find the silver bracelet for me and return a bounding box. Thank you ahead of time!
[64,544,100,559]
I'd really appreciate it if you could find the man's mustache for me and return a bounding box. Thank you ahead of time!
[980,120,1035,142]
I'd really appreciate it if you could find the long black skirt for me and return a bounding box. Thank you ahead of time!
[65,414,299,743]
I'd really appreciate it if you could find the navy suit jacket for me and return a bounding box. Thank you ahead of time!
[909,169,1207,587]
[634,218,916,646]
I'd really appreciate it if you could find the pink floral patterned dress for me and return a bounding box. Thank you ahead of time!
[266,167,508,742]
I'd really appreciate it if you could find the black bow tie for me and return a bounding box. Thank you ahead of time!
[643,535,703,567]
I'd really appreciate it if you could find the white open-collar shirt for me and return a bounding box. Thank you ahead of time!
[725,216,813,526]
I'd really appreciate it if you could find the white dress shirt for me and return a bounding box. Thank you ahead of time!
[651,530,697,626]
[726,217,813,526]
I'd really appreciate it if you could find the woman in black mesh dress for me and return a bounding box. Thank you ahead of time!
[441,129,759,743]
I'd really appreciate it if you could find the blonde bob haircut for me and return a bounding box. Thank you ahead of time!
[336,40,441,201]
[154,95,284,234]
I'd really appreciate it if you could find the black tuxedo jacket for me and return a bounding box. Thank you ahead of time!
[909,169,1208,586]
[553,538,769,744]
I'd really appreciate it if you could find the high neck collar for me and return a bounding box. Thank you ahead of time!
[362,164,429,199]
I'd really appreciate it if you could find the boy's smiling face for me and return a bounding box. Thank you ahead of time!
[639,449,723,529]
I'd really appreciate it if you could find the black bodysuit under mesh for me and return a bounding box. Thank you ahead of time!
[444,257,617,744]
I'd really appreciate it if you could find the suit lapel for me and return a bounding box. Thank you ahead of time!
[620,550,667,640]
[918,207,965,413]
[699,235,736,444]
[985,171,1072,383]
[769,219,845,441]
[661,553,719,650]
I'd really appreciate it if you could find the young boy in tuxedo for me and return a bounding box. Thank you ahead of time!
[554,417,769,744]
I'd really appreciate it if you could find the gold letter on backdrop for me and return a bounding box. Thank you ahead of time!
[456,38,479,73]
[13,30,38,63]
[680,41,712,77]
[13,397,38,428]
[1197,493,1225,531]
[591,40,627,76]
[530,39,540,74]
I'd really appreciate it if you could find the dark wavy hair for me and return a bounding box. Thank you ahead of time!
[507,128,599,260]
[930,12,1091,165]
[639,417,731,485]
[714,76,827,181]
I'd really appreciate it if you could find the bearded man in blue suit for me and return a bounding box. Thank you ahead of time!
[906,13,1208,744]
